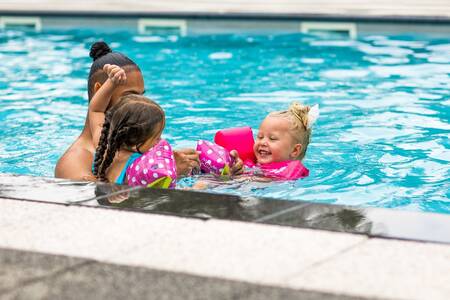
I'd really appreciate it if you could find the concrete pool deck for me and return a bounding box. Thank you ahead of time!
[1,197,450,300]
[1,174,450,299]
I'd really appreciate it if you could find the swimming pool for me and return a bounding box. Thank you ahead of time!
[0,28,449,214]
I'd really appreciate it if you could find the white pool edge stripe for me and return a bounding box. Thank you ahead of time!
[300,21,357,39]
[0,16,42,31]
[137,18,187,36]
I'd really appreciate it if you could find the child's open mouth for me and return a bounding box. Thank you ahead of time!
[258,149,271,157]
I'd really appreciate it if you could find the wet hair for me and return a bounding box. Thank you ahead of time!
[269,102,312,160]
[93,95,165,182]
[88,41,141,101]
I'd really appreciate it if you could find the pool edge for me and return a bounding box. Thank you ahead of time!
[1,196,449,300]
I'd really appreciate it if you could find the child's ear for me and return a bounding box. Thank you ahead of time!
[290,144,302,159]
[94,82,102,93]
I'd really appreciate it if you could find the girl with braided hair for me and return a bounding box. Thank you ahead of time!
[90,64,176,186]
[55,41,209,181]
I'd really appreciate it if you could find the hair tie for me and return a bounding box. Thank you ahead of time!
[289,109,304,126]
[289,103,320,129]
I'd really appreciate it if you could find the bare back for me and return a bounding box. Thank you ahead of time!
[54,118,96,181]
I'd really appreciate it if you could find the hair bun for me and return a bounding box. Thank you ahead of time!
[89,41,112,61]
[289,102,311,129]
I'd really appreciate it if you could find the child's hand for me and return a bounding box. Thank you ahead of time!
[103,64,126,85]
[230,150,244,175]
[174,148,200,176]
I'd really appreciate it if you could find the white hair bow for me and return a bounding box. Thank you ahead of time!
[307,104,319,129]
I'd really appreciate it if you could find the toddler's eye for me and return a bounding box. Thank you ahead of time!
[269,136,277,141]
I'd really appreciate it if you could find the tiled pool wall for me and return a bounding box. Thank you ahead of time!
[1,14,450,37]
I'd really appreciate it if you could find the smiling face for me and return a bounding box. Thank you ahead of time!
[253,116,301,164]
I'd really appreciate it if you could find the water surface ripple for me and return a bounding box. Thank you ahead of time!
[0,30,449,213]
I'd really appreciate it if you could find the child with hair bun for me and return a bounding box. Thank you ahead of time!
[254,102,319,164]
[195,102,318,183]
[90,64,176,187]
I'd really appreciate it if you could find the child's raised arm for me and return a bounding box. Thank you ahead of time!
[89,64,126,148]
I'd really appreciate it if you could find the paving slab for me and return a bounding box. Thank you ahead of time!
[0,248,372,300]
[0,198,366,288]
[242,287,371,300]
[0,198,208,261]
[288,238,450,300]
[0,247,90,294]
[120,217,366,286]
[1,255,246,300]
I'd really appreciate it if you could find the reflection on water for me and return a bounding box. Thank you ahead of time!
[0,30,449,213]
[0,173,98,203]
[95,183,295,221]
[93,182,373,234]
[262,201,372,234]
[329,209,368,230]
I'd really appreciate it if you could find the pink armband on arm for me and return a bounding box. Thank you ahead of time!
[196,140,233,176]
[126,139,177,188]
[214,126,256,166]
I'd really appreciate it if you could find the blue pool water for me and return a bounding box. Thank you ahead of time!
[0,29,449,213]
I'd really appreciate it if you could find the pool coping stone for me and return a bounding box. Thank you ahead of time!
[1,197,449,300]
[1,174,450,244]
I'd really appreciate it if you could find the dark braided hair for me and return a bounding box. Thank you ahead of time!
[93,95,165,182]
[92,110,112,178]
[87,41,141,101]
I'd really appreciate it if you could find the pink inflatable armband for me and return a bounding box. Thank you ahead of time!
[126,139,177,188]
[259,160,309,180]
[196,140,232,176]
[214,126,256,165]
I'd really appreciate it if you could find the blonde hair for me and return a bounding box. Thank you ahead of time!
[268,102,312,160]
